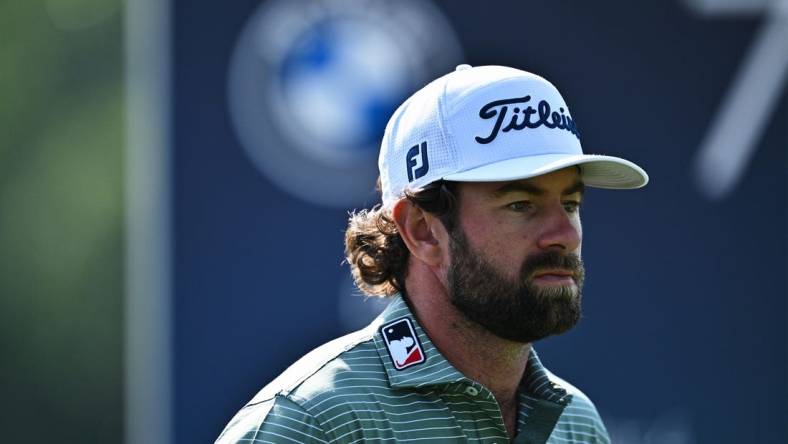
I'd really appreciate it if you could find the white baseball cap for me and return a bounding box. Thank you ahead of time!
[378,64,648,207]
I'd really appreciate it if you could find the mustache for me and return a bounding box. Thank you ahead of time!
[520,251,584,283]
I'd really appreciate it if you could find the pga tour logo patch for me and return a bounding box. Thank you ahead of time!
[380,318,426,370]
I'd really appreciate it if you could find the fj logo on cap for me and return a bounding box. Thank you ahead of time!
[405,141,429,182]
[475,95,581,144]
[380,317,426,370]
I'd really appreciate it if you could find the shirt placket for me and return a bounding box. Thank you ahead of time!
[442,380,510,443]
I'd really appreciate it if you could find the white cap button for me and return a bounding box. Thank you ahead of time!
[455,64,472,71]
[464,386,479,396]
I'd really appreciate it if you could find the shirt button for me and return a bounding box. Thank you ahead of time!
[464,386,479,396]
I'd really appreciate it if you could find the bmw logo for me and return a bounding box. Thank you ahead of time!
[228,0,463,207]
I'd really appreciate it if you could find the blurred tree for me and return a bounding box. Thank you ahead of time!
[0,0,123,442]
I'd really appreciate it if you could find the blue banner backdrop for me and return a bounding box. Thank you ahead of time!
[173,1,787,442]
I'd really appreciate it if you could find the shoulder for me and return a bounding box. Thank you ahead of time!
[548,371,611,444]
[247,327,386,407]
[215,396,329,444]
[217,327,386,443]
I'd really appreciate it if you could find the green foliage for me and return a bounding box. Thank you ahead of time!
[0,1,123,442]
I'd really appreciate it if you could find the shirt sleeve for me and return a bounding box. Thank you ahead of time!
[215,395,330,444]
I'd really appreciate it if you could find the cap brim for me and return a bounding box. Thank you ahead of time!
[442,153,648,189]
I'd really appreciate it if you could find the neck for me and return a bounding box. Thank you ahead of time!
[404,266,530,436]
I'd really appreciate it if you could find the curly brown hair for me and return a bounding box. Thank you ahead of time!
[344,180,459,297]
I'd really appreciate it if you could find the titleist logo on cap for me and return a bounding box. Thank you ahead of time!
[474,95,581,144]
[377,65,648,207]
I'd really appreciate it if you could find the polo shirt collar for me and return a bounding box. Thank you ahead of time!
[371,294,466,388]
[521,348,572,405]
[371,294,571,404]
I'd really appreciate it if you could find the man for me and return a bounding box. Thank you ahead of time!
[217,65,648,443]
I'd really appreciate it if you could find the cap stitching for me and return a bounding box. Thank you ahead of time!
[437,73,459,184]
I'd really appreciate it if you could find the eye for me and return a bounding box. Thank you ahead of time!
[563,201,581,213]
[507,201,532,212]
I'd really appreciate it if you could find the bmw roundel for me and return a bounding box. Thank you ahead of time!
[228,0,463,207]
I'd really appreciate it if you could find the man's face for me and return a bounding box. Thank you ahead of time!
[446,167,585,343]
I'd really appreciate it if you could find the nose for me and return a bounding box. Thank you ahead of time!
[536,204,581,252]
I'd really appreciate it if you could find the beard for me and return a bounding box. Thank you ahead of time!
[447,228,585,344]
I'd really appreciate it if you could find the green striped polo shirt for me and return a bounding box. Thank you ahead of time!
[217,295,610,443]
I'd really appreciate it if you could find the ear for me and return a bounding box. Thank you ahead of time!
[391,199,449,267]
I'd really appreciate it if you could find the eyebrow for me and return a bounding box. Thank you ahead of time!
[491,179,585,198]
